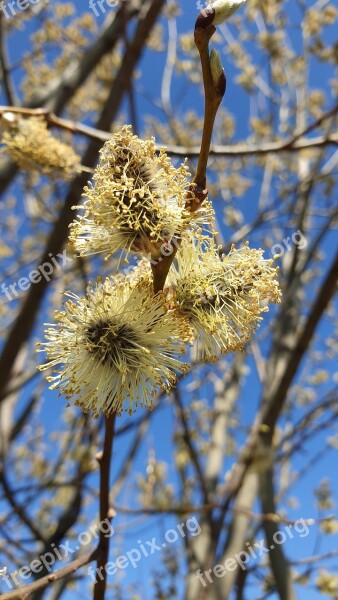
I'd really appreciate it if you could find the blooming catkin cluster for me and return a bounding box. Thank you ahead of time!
[38,125,281,416]
[168,239,281,360]
[1,115,81,178]
[38,276,189,417]
[69,125,212,259]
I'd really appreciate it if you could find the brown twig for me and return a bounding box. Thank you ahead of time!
[262,248,338,435]
[0,470,46,543]
[0,550,99,600]
[0,106,110,142]
[110,502,329,526]
[173,388,210,505]
[191,25,224,195]
[93,414,116,600]
[1,105,337,157]
[164,133,338,156]
[0,19,16,106]
[151,21,225,293]
[259,469,296,600]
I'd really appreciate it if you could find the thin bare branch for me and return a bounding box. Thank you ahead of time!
[0,550,98,600]
[0,18,16,105]
[93,414,116,600]
[1,104,337,158]
[259,468,297,600]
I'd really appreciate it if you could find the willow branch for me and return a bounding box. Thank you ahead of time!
[0,550,99,600]
[173,388,210,505]
[93,414,116,600]
[164,133,338,156]
[0,20,16,105]
[0,470,46,543]
[259,468,297,600]
[151,20,225,293]
[192,27,226,194]
[1,107,337,157]
[110,503,324,525]
[262,248,338,435]
[0,107,110,142]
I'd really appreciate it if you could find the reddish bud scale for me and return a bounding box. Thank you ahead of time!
[195,7,215,30]
[215,70,227,97]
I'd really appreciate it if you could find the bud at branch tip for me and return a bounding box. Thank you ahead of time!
[196,0,246,29]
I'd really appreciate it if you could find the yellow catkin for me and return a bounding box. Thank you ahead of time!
[1,115,81,178]
[69,125,213,259]
[168,238,281,360]
[37,275,189,417]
